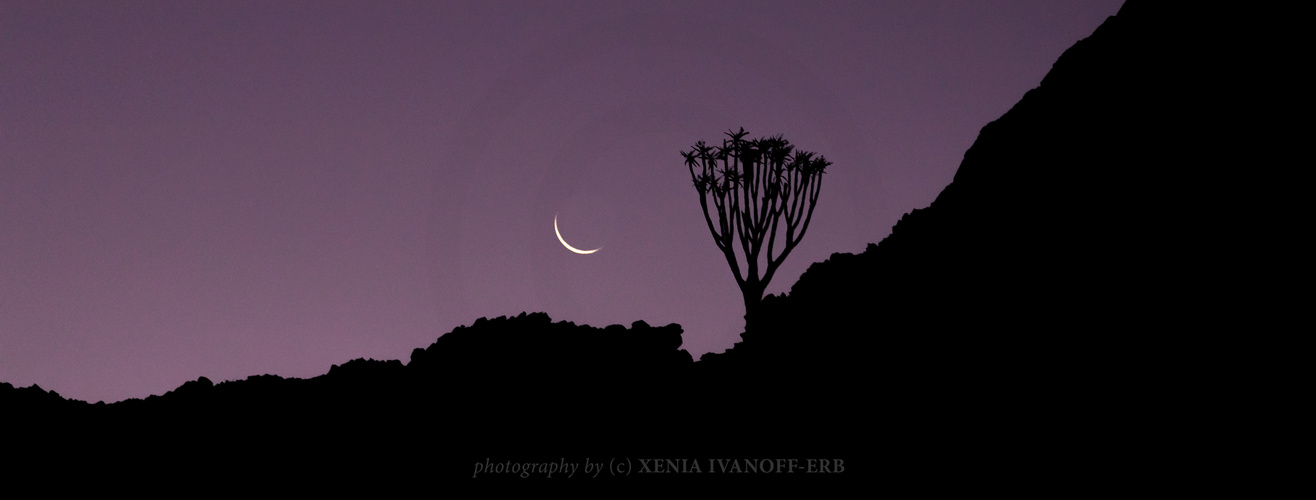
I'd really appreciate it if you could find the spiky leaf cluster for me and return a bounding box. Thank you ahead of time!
[681,128,830,301]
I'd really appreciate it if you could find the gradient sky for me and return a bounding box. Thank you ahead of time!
[1,0,1125,403]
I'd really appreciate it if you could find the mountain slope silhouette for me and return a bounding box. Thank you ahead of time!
[5,1,1281,490]
[698,1,1283,488]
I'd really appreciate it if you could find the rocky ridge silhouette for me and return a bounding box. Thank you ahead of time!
[5,1,1283,490]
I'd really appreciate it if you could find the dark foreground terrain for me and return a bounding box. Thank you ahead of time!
[5,2,1291,491]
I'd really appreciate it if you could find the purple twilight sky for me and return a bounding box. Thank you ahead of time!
[1,0,1125,403]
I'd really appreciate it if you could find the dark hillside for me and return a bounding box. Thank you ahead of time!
[702,1,1288,488]
[4,1,1287,490]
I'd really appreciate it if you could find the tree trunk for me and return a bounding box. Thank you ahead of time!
[741,281,766,323]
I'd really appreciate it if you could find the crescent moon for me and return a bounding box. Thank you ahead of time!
[554,214,601,255]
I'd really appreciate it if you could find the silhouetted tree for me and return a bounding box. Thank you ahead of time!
[682,128,830,319]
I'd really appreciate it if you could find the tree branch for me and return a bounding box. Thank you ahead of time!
[681,130,829,316]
